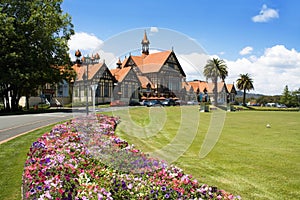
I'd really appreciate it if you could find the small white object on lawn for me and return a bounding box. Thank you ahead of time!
[266,124,271,128]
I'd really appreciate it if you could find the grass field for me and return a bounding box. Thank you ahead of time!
[0,125,57,200]
[110,106,300,200]
[0,107,299,199]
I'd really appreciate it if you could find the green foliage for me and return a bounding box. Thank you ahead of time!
[203,58,228,106]
[0,0,74,111]
[236,73,254,106]
[0,125,54,200]
[203,58,228,82]
[279,85,300,107]
[256,95,281,105]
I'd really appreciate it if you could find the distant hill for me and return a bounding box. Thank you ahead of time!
[236,91,265,99]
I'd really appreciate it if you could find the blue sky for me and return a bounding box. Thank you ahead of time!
[62,0,300,95]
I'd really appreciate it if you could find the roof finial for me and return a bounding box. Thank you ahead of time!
[116,58,122,69]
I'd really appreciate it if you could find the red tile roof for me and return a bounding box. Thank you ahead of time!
[182,81,193,91]
[188,81,208,93]
[110,67,131,82]
[226,83,236,94]
[121,51,172,73]
[72,62,105,81]
[207,82,228,93]
[138,75,154,89]
[139,51,172,73]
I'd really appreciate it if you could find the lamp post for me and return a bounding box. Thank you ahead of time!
[75,50,100,115]
[91,84,98,113]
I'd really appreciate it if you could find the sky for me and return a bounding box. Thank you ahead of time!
[62,0,300,95]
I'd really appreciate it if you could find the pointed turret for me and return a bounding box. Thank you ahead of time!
[141,30,150,56]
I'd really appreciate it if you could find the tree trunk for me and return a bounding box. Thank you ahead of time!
[10,86,21,112]
[213,79,218,106]
[4,91,11,112]
[243,89,246,106]
[26,95,30,110]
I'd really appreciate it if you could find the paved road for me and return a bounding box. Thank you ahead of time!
[0,112,75,144]
[0,106,129,144]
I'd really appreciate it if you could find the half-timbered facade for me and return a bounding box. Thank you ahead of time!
[110,31,186,102]
[110,66,140,102]
[73,62,115,104]
[226,83,237,103]
[188,80,237,104]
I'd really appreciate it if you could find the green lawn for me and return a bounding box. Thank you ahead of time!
[111,107,300,200]
[1,108,299,199]
[0,125,56,200]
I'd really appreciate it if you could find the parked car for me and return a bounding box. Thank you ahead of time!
[110,100,127,107]
[187,100,199,105]
[277,104,287,108]
[129,100,141,106]
[175,100,186,106]
[147,100,162,107]
[141,100,149,106]
[161,98,176,106]
[140,100,149,106]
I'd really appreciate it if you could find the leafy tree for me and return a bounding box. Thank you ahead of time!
[0,0,74,111]
[203,58,228,106]
[236,73,254,106]
[293,88,300,107]
[280,86,300,107]
[279,85,292,107]
[256,95,280,105]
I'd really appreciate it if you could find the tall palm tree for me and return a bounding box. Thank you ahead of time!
[236,73,254,106]
[203,58,228,106]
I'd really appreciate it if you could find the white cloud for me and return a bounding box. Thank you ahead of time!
[252,4,279,23]
[68,32,103,51]
[67,32,299,95]
[239,46,253,55]
[150,27,159,33]
[68,32,103,61]
[177,53,210,81]
[226,45,300,95]
[257,45,300,68]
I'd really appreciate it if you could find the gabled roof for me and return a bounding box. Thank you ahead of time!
[121,50,186,76]
[207,82,228,93]
[130,55,144,67]
[138,75,154,89]
[226,83,237,94]
[138,51,172,73]
[72,63,97,81]
[110,67,131,82]
[188,81,208,93]
[72,62,112,82]
[182,81,193,91]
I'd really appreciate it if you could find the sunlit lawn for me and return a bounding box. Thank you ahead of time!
[110,107,300,200]
[0,125,54,200]
[0,107,299,200]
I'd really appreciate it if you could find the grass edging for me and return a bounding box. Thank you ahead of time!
[0,123,61,200]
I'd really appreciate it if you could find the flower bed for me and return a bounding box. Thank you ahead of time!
[23,114,241,199]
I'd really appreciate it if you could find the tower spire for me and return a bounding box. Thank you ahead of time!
[141,30,150,55]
